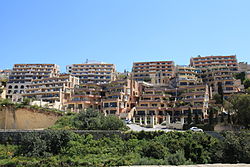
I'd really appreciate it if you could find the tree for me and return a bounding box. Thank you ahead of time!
[141,141,168,159]
[234,72,245,84]
[143,77,151,82]
[194,112,199,124]
[228,94,250,128]
[243,79,250,89]
[217,82,224,105]
[187,109,192,125]
[220,113,224,123]
[246,87,250,94]
[208,108,214,125]
[51,108,128,130]
[213,93,223,104]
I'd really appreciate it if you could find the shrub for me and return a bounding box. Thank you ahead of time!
[17,130,73,157]
[213,131,250,163]
[51,108,128,131]
[167,150,192,165]
[141,141,168,159]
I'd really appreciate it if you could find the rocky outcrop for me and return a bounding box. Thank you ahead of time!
[0,107,61,129]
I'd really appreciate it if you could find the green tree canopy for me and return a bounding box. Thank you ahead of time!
[243,78,250,89]
[228,94,250,128]
[51,108,128,131]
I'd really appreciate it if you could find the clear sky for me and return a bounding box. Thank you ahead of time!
[1,0,250,72]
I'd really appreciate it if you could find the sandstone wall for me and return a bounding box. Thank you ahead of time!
[0,107,60,129]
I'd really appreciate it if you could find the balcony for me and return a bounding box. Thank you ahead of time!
[136,106,163,110]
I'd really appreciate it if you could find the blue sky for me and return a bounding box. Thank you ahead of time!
[0,0,250,72]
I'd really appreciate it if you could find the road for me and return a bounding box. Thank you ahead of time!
[127,124,183,132]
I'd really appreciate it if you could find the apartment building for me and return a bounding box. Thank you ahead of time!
[102,79,139,118]
[134,82,210,125]
[132,60,175,84]
[175,65,202,88]
[190,55,243,96]
[135,83,171,124]
[7,64,60,102]
[67,61,116,84]
[173,84,210,119]
[66,83,103,112]
[238,62,250,72]
[0,70,9,99]
[0,69,12,80]
[23,74,79,109]
[0,80,6,99]
[238,62,250,79]
[246,71,250,79]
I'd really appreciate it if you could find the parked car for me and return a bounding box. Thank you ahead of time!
[189,127,203,132]
[124,120,132,124]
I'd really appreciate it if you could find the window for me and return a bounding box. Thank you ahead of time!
[110,110,116,114]
[110,102,117,107]
[138,111,145,115]
[141,104,148,106]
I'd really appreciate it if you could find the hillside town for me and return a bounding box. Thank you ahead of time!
[1,55,250,129]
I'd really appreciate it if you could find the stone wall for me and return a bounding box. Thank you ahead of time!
[0,130,124,144]
[0,107,61,129]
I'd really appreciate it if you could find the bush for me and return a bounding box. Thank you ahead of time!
[213,131,250,163]
[167,150,192,165]
[141,141,168,159]
[2,130,250,165]
[51,108,128,131]
[17,130,73,157]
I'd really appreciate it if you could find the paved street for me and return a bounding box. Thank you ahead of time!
[127,124,183,132]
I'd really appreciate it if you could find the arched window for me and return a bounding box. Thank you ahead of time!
[8,85,12,89]
[14,85,18,89]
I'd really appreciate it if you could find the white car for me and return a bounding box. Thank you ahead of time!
[189,127,203,132]
[124,120,132,124]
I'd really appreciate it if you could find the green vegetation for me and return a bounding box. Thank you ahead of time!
[213,93,223,104]
[244,78,250,89]
[234,72,246,84]
[143,77,151,82]
[0,99,63,115]
[0,130,250,166]
[50,108,129,131]
[226,94,250,128]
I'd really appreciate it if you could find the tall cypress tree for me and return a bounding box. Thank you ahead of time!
[209,108,214,125]
[194,112,199,124]
[217,82,224,105]
[187,108,192,125]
